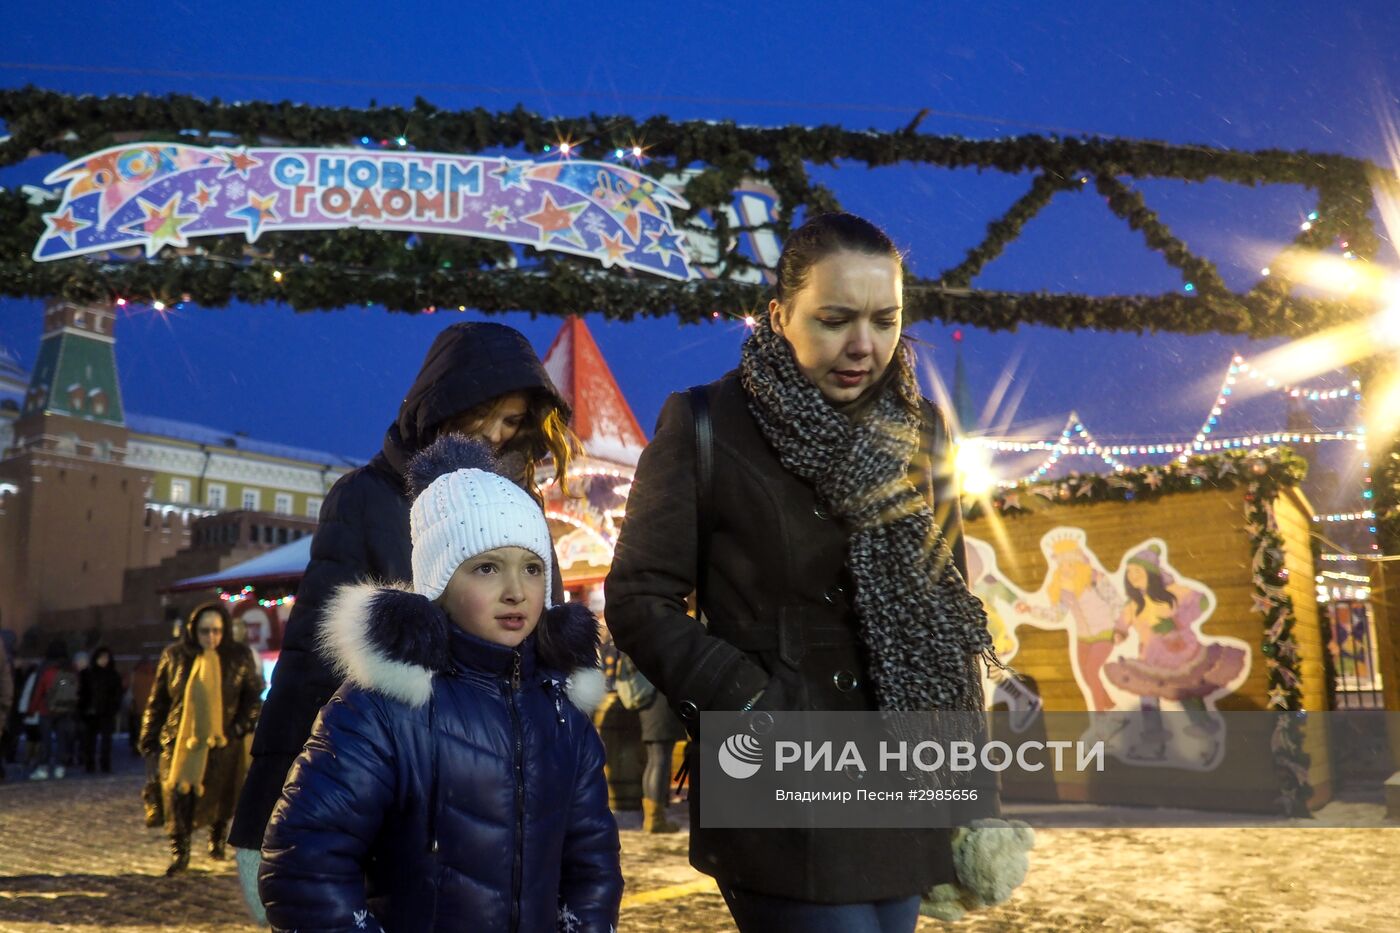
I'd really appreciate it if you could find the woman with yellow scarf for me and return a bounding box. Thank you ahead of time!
[139,603,264,875]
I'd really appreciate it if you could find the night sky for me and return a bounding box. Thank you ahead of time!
[1,2,1395,517]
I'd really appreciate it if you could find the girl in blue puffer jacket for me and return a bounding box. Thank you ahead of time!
[259,435,622,933]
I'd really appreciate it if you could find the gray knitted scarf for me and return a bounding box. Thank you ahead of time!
[740,315,998,714]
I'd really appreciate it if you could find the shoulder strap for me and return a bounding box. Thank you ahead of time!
[688,385,715,619]
[917,397,943,506]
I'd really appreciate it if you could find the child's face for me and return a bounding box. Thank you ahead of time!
[440,546,546,648]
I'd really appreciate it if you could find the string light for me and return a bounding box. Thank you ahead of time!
[1311,511,1376,523]
[1320,570,1371,584]
[258,595,296,608]
[219,585,254,604]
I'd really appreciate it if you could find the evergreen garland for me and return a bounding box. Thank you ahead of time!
[0,87,1383,339]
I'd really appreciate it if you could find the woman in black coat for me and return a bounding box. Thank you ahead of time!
[139,603,264,874]
[605,213,1003,933]
[79,646,124,774]
[230,323,578,913]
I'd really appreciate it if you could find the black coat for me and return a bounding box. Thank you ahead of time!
[230,322,568,852]
[138,640,264,830]
[259,586,620,933]
[605,371,976,903]
[79,663,124,730]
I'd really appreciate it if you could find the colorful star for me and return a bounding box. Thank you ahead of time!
[121,193,198,256]
[484,205,515,231]
[188,181,221,212]
[522,193,587,247]
[229,191,281,242]
[1267,686,1290,709]
[490,158,533,192]
[219,147,262,178]
[643,228,685,266]
[598,231,632,268]
[42,206,92,249]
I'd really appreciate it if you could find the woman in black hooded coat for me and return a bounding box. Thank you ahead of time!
[229,323,577,900]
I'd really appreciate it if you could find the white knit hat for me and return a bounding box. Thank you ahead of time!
[406,435,554,606]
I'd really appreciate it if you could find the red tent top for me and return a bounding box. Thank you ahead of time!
[542,317,647,466]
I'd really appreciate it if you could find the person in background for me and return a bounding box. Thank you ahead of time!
[27,640,79,781]
[140,603,264,875]
[79,646,124,774]
[230,321,579,919]
[68,650,90,770]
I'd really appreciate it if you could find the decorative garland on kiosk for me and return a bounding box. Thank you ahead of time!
[0,87,1383,339]
[977,448,1314,816]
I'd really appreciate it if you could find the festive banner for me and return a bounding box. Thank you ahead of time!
[34,143,696,279]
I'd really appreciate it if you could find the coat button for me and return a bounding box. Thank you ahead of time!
[823,585,845,605]
[813,505,830,520]
[833,670,859,692]
[678,700,699,720]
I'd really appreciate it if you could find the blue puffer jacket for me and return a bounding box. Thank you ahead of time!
[259,583,622,933]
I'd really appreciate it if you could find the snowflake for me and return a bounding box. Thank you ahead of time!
[353,908,369,929]
[580,212,608,235]
[557,904,581,933]
[225,179,247,201]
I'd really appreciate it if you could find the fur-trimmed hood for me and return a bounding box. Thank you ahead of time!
[317,581,605,712]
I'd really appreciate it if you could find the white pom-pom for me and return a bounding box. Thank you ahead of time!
[952,818,1035,908]
[564,667,607,714]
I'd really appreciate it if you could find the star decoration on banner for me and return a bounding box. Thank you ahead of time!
[643,228,684,266]
[598,231,632,268]
[1267,686,1291,709]
[229,191,281,242]
[121,193,198,256]
[42,207,91,249]
[189,181,221,211]
[522,193,587,248]
[484,205,514,231]
[219,147,262,178]
[490,158,532,192]
[1000,492,1021,511]
[1250,592,1275,614]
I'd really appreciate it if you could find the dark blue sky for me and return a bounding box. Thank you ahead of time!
[1,1,1394,505]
